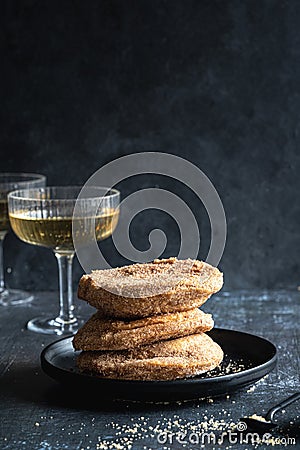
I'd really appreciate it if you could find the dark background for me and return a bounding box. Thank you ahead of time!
[1,0,300,291]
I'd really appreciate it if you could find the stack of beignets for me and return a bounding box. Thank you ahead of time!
[74,257,224,381]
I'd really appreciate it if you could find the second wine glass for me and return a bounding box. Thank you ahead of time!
[0,173,46,306]
[8,186,120,335]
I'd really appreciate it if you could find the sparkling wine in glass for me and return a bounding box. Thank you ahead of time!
[0,173,46,305]
[8,186,120,335]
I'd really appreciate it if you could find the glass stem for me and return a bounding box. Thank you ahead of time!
[0,233,7,293]
[54,252,76,324]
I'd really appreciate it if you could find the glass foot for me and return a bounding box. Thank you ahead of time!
[0,288,34,306]
[27,316,84,335]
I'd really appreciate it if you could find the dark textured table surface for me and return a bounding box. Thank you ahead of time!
[0,290,299,450]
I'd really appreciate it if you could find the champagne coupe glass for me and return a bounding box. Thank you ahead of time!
[8,186,120,335]
[0,173,46,306]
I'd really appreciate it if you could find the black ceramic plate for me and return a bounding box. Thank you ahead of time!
[41,328,277,402]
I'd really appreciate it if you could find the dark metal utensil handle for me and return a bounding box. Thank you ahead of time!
[266,392,300,422]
